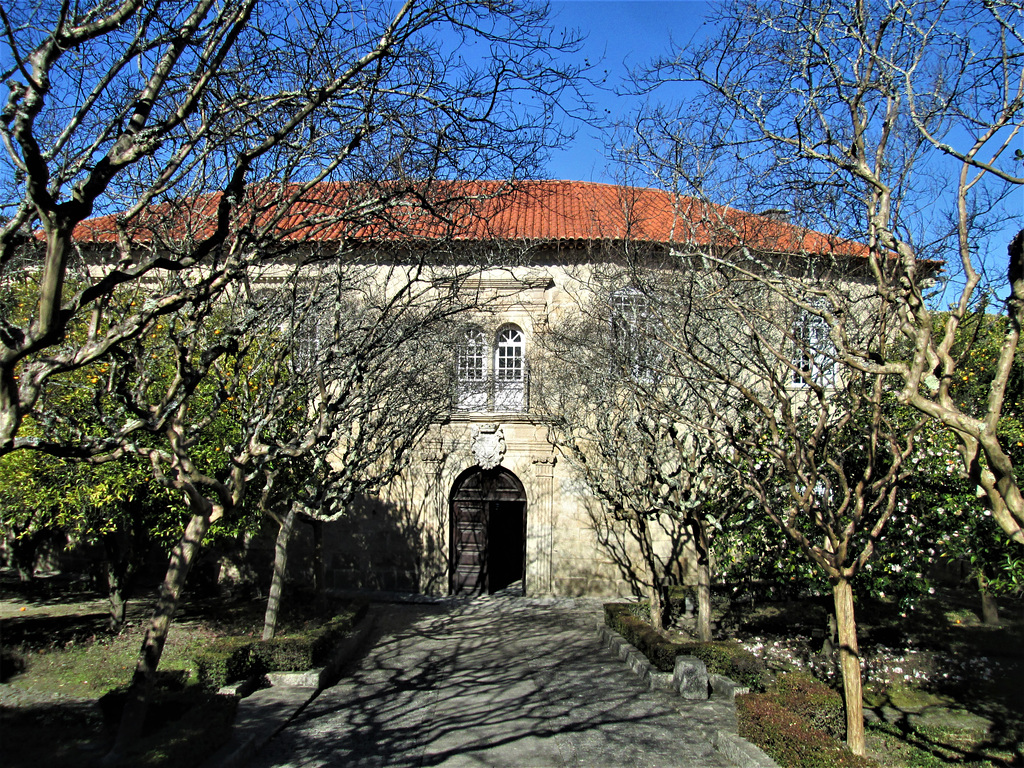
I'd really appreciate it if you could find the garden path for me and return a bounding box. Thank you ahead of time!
[245,595,739,768]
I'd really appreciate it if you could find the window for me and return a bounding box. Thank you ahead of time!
[609,286,657,380]
[494,325,526,411]
[791,305,836,386]
[456,327,488,410]
[454,324,528,413]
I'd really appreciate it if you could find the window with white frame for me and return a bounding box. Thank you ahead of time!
[494,325,526,411]
[609,286,657,380]
[454,324,528,412]
[456,327,488,410]
[791,304,836,386]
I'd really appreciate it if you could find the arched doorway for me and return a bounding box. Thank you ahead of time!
[449,466,527,595]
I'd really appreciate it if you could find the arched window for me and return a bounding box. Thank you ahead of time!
[493,325,526,411]
[456,327,488,410]
[453,324,528,412]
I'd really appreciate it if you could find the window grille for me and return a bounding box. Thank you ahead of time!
[791,305,836,386]
[609,287,657,380]
[453,325,528,413]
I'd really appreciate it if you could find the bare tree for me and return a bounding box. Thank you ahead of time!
[536,260,726,638]
[255,263,467,641]
[627,0,1024,546]
[28,242,494,757]
[0,0,583,457]
[611,246,921,756]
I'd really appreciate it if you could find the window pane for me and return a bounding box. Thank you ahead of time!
[456,328,488,410]
[791,307,836,386]
[495,327,524,381]
[494,326,526,411]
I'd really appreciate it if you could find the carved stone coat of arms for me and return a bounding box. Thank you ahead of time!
[470,424,506,469]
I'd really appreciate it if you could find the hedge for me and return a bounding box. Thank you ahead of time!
[603,602,768,690]
[772,671,846,741]
[737,690,870,768]
[193,603,367,691]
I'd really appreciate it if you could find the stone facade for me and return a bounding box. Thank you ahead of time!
[320,262,697,598]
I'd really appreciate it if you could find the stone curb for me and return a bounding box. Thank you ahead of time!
[202,612,377,768]
[596,622,779,768]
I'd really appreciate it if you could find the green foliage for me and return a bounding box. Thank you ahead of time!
[192,637,255,692]
[866,720,1020,768]
[192,606,366,691]
[737,691,873,768]
[603,602,767,690]
[712,313,1024,613]
[773,671,846,741]
[681,641,766,690]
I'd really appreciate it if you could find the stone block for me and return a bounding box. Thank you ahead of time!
[267,670,320,689]
[616,641,632,661]
[626,648,651,678]
[648,671,675,691]
[709,673,749,700]
[673,655,709,700]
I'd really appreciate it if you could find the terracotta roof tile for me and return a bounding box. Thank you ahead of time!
[70,180,868,257]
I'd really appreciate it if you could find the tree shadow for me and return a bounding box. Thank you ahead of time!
[321,493,446,596]
[251,597,731,768]
[582,496,694,617]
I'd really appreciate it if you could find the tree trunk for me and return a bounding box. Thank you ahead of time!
[311,518,324,594]
[696,556,712,642]
[833,577,865,756]
[102,530,137,634]
[637,516,664,630]
[104,510,213,764]
[692,520,712,642]
[978,573,1000,625]
[262,505,297,641]
[10,530,39,581]
[107,570,127,634]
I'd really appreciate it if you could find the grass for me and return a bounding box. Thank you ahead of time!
[0,571,356,768]
[665,586,1024,768]
[7,624,212,698]
[866,721,1019,768]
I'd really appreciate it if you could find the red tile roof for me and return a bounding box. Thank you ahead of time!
[72,180,868,257]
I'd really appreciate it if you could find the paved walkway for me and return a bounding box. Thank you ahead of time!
[246,596,739,768]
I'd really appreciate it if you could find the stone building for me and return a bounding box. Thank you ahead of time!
[69,178,870,599]
[316,180,867,598]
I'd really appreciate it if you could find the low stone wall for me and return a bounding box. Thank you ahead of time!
[596,622,778,768]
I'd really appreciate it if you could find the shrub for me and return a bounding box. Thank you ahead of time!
[738,692,871,768]
[0,647,26,682]
[603,602,768,690]
[192,637,256,692]
[680,641,766,691]
[191,603,366,691]
[773,671,846,741]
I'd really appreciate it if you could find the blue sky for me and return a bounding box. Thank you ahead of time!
[544,1,713,183]
[540,1,1021,290]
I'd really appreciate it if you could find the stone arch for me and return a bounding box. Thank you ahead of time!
[449,466,527,595]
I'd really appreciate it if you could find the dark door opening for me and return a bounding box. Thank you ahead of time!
[449,467,526,595]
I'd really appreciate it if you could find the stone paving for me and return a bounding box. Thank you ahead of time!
[246,595,739,768]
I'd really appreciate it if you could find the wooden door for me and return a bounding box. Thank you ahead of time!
[451,498,488,594]
[449,468,526,595]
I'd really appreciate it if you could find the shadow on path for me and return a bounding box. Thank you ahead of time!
[249,597,734,768]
